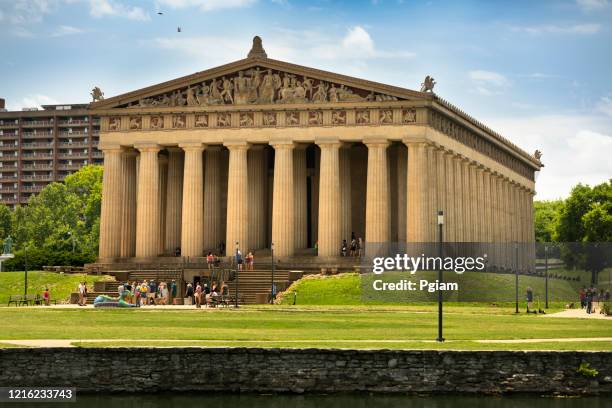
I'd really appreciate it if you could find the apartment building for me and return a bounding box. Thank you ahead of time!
[0,98,102,207]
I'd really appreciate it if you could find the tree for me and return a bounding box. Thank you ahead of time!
[534,200,562,242]
[0,203,12,240]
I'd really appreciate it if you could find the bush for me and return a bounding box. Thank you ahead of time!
[3,248,96,271]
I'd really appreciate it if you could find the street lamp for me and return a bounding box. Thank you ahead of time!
[515,242,519,314]
[234,241,239,308]
[271,242,276,303]
[544,244,549,309]
[436,210,445,342]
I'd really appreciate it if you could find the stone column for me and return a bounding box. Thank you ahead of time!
[311,148,320,246]
[405,141,428,242]
[271,142,295,257]
[435,148,446,241]
[317,141,341,257]
[475,166,485,243]
[203,147,223,251]
[99,147,124,259]
[164,148,183,254]
[225,143,249,256]
[180,143,205,257]
[248,145,268,250]
[468,162,478,243]
[397,145,407,242]
[158,154,168,255]
[119,150,137,258]
[339,144,353,242]
[426,145,438,242]
[135,144,160,258]
[443,152,455,242]
[293,145,308,250]
[460,158,472,242]
[365,140,390,244]
[483,170,492,243]
[453,155,464,242]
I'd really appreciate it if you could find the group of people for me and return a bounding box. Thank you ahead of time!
[234,250,254,270]
[185,281,230,308]
[579,287,610,314]
[341,233,363,257]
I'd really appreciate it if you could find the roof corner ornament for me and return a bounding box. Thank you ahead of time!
[533,149,543,161]
[247,35,268,59]
[420,75,436,93]
[91,86,104,102]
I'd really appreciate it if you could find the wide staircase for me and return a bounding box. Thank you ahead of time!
[82,268,300,305]
[225,269,293,305]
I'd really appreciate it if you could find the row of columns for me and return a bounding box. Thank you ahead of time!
[99,139,535,264]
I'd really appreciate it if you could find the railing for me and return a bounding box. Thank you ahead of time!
[22,120,52,126]
[22,164,52,169]
[22,142,54,148]
[21,175,53,181]
[58,164,82,170]
[0,145,18,150]
[22,132,53,138]
[0,134,18,139]
[58,119,88,125]
[58,152,89,158]
[58,141,89,147]
[92,151,103,158]
[22,153,53,158]
[58,131,88,136]
[0,123,20,128]
[21,185,45,192]
[0,177,18,181]
[0,188,18,193]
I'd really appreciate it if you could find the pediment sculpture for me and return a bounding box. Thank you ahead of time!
[126,67,402,109]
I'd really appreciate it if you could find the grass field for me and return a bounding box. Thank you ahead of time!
[0,306,610,350]
[278,272,585,306]
[0,271,113,305]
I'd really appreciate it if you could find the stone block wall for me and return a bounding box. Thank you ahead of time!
[0,348,610,395]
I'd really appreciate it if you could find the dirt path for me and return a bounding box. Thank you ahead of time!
[543,308,610,320]
[2,337,612,348]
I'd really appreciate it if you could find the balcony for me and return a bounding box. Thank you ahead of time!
[21,120,53,127]
[0,123,19,129]
[22,132,53,139]
[0,133,18,140]
[0,145,18,151]
[58,131,88,137]
[21,185,46,192]
[58,119,88,126]
[92,151,103,158]
[0,166,18,171]
[22,153,53,160]
[58,141,89,147]
[21,174,53,181]
[0,176,18,181]
[22,142,54,149]
[0,198,19,205]
[58,152,89,159]
[22,164,52,170]
[58,163,82,170]
[0,187,18,193]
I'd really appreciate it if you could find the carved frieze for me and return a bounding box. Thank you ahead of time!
[109,117,121,131]
[263,112,277,126]
[308,111,323,125]
[332,110,346,125]
[356,110,370,125]
[172,115,186,129]
[194,114,208,127]
[402,108,416,123]
[217,113,231,128]
[151,115,164,129]
[379,110,393,124]
[239,113,254,127]
[123,66,401,109]
[286,112,299,126]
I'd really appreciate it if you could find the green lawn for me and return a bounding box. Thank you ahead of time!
[278,272,583,306]
[0,306,610,351]
[70,340,612,351]
[0,271,113,305]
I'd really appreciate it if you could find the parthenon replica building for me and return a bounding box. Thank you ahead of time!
[93,37,542,267]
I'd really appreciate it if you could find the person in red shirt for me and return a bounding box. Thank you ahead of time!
[43,287,50,306]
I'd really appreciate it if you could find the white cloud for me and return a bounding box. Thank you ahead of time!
[51,25,84,37]
[597,96,612,117]
[511,23,601,35]
[576,0,609,11]
[469,70,509,86]
[152,26,415,74]
[157,0,257,11]
[89,0,150,21]
[468,70,509,96]
[486,114,612,200]
[9,94,60,111]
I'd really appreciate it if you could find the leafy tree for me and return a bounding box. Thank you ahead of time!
[0,203,12,240]
[534,200,562,242]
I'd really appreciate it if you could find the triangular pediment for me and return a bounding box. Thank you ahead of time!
[90,57,430,110]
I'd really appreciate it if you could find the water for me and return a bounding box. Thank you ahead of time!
[30,393,611,408]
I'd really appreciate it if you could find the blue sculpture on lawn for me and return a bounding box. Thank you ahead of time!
[93,286,137,308]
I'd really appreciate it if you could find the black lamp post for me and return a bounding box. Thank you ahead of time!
[436,210,445,342]
[515,242,519,314]
[234,241,239,308]
[271,242,275,303]
[24,245,28,297]
[544,244,549,309]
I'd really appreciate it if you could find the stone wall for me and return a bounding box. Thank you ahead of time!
[0,348,611,395]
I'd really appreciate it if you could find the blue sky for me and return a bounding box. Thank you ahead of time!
[1,0,611,199]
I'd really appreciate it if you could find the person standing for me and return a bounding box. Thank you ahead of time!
[526,287,533,313]
[170,280,177,304]
[236,250,244,271]
[185,283,194,306]
[195,282,203,308]
[43,287,50,306]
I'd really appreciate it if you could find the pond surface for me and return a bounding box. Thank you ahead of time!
[31,393,612,408]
